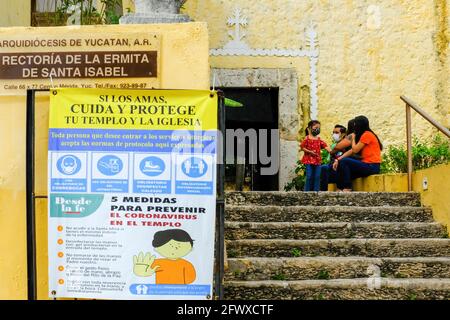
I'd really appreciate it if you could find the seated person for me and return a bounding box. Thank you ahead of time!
[333,116,382,192]
[320,124,347,191]
[321,119,364,190]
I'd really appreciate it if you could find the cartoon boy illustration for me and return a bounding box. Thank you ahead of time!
[133,229,196,285]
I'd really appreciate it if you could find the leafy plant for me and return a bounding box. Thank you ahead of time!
[272,273,287,281]
[321,148,332,165]
[180,0,188,10]
[316,293,326,300]
[394,272,408,279]
[55,0,122,25]
[284,160,306,191]
[326,233,337,239]
[284,149,329,191]
[407,293,418,300]
[381,135,450,174]
[291,248,302,257]
[103,2,122,24]
[317,269,331,280]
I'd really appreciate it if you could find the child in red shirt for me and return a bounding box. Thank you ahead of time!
[300,120,332,191]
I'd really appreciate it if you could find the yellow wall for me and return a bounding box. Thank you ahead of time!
[122,0,135,14]
[0,0,448,299]
[1,1,447,145]
[0,96,27,299]
[0,22,210,300]
[352,164,450,235]
[0,0,30,27]
[184,0,449,147]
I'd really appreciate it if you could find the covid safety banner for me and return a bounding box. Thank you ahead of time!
[48,88,218,300]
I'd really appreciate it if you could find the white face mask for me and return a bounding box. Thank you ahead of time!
[332,133,341,142]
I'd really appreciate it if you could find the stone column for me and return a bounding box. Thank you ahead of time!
[120,0,190,24]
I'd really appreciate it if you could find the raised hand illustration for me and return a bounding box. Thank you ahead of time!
[133,252,160,277]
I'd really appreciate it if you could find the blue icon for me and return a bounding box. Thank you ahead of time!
[97,155,123,176]
[139,156,165,177]
[182,157,207,178]
[130,284,149,295]
[57,155,81,175]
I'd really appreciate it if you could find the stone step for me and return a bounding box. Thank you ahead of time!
[226,257,450,281]
[226,192,421,207]
[226,239,450,258]
[224,278,450,300]
[226,205,434,223]
[225,222,447,240]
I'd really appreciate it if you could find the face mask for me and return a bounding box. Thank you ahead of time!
[311,128,320,136]
[332,133,341,142]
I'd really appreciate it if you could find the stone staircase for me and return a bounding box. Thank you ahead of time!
[224,192,450,300]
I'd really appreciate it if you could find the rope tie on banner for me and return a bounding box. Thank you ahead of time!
[49,74,54,88]
[210,71,216,97]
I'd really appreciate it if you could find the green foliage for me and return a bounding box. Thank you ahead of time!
[180,0,188,10]
[394,272,408,279]
[284,149,329,191]
[284,160,306,191]
[316,293,326,300]
[407,293,418,300]
[55,0,122,25]
[321,148,331,165]
[381,135,450,174]
[316,269,331,280]
[103,2,122,24]
[272,273,287,281]
[291,248,302,257]
[326,233,337,239]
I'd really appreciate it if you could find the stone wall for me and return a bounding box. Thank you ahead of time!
[185,0,449,147]
[3,0,447,188]
[351,163,450,236]
[212,68,299,188]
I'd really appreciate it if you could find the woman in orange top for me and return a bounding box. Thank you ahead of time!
[333,116,382,191]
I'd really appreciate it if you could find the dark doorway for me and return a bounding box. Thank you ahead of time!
[219,87,279,191]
